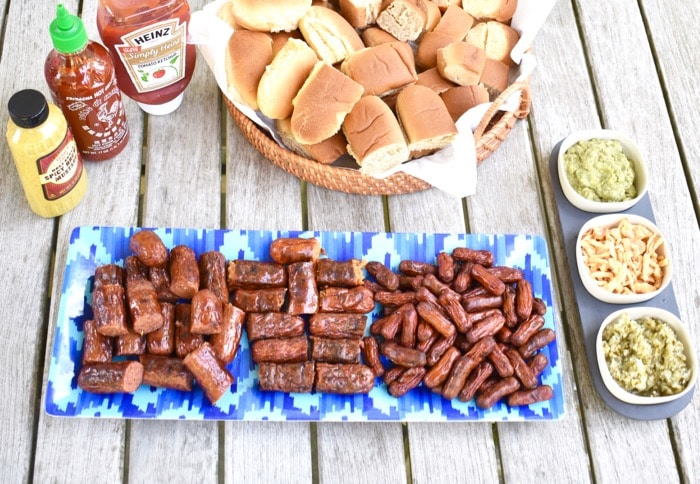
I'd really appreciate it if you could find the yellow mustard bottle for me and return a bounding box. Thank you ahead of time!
[6,89,88,218]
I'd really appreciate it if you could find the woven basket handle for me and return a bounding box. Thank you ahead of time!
[473,80,531,141]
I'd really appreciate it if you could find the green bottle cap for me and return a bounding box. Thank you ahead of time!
[49,4,88,54]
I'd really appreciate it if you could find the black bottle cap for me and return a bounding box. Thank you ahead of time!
[8,89,50,128]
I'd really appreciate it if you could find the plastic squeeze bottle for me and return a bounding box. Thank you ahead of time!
[96,0,197,115]
[45,4,129,161]
[6,89,88,218]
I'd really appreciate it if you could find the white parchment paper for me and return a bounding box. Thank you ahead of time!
[190,0,557,197]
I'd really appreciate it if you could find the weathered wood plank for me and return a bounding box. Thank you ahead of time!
[28,1,139,481]
[223,112,312,483]
[307,188,407,484]
[126,0,222,479]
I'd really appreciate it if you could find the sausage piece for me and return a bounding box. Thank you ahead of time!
[92,283,128,337]
[183,342,234,404]
[416,301,456,338]
[287,261,319,315]
[458,361,494,402]
[198,251,229,303]
[311,336,362,364]
[169,245,200,299]
[78,360,144,393]
[518,328,556,359]
[380,341,427,368]
[387,366,426,397]
[148,263,180,303]
[114,327,146,356]
[309,313,367,339]
[226,260,287,290]
[94,264,124,288]
[81,319,113,364]
[174,303,204,358]
[129,230,168,267]
[210,303,245,364]
[318,286,375,313]
[126,278,164,335]
[269,237,322,264]
[316,259,365,287]
[365,261,399,291]
[146,302,176,356]
[251,336,309,364]
[451,247,493,267]
[362,336,384,377]
[247,313,306,341]
[315,363,375,394]
[475,375,520,409]
[506,385,554,407]
[140,354,194,392]
[423,346,461,389]
[190,289,223,335]
[470,264,506,296]
[232,288,287,313]
[258,361,316,393]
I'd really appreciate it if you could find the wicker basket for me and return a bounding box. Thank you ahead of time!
[226,80,531,195]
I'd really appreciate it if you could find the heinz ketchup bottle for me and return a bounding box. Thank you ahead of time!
[45,4,129,161]
[96,0,197,115]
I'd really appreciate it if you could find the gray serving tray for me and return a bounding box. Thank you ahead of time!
[550,140,695,420]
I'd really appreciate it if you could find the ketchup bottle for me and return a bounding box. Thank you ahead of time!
[45,4,129,162]
[96,0,197,115]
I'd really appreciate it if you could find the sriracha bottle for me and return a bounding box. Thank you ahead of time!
[45,4,129,161]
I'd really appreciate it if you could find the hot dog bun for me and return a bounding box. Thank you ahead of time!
[466,21,520,66]
[277,116,348,164]
[258,38,319,119]
[343,95,409,174]
[396,84,457,153]
[437,42,487,86]
[338,0,384,28]
[462,0,518,22]
[299,5,365,63]
[341,41,418,97]
[292,61,365,144]
[439,85,489,121]
[230,0,313,32]
[225,30,274,110]
[376,0,427,42]
[479,58,509,99]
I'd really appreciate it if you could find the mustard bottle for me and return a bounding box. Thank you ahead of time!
[6,89,88,218]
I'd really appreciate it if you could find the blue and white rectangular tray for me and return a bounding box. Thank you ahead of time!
[46,226,565,421]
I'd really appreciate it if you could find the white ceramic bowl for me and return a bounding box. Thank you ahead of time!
[596,307,697,405]
[576,213,671,304]
[558,129,648,213]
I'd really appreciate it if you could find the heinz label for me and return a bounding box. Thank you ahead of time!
[114,18,187,93]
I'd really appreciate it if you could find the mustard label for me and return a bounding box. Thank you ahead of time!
[37,131,83,201]
[113,19,187,93]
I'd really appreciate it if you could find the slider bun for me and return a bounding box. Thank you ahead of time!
[225,30,274,110]
[277,117,348,164]
[338,0,384,28]
[439,85,490,121]
[437,42,487,86]
[396,84,457,153]
[343,95,409,174]
[416,30,456,70]
[462,0,518,22]
[361,27,400,47]
[434,5,474,40]
[299,6,365,64]
[416,67,457,94]
[258,38,319,119]
[230,0,313,32]
[466,21,520,66]
[291,61,365,144]
[479,58,509,100]
[341,41,418,97]
[376,0,427,42]
[422,0,442,32]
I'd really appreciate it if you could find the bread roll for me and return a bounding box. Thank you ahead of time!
[465,21,520,66]
[434,5,474,40]
[338,0,383,28]
[462,0,518,22]
[361,27,400,47]
[343,96,409,174]
[277,117,348,164]
[258,38,319,119]
[416,31,455,70]
[341,42,418,97]
[217,1,239,28]
[395,84,457,153]
[431,0,461,12]
[225,30,274,110]
[439,85,489,121]
[422,0,442,32]
[291,61,365,144]
[271,30,304,55]
[230,0,313,32]
[376,0,427,42]
[299,6,365,64]
[479,58,509,100]
[416,67,456,94]
[437,42,486,86]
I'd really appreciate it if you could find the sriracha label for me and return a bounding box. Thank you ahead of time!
[113,18,187,93]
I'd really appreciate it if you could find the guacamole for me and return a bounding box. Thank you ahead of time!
[564,138,637,202]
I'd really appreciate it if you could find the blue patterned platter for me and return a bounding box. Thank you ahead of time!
[46,226,565,421]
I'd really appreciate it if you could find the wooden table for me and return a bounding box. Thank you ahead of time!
[2,0,698,482]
